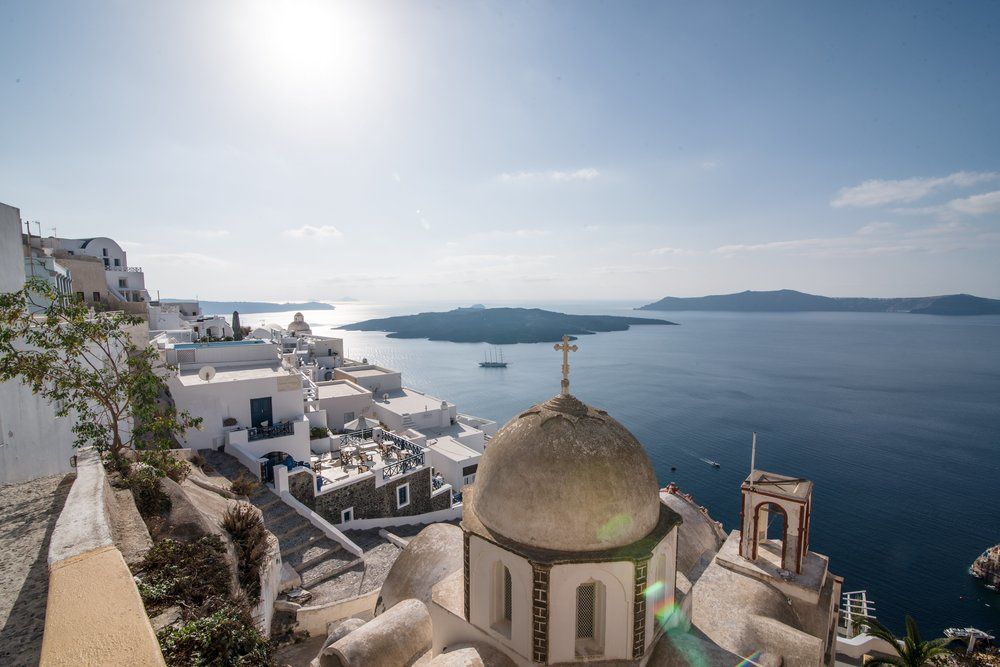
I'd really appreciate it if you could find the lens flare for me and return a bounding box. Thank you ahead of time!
[737,650,764,666]
[597,514,633,542]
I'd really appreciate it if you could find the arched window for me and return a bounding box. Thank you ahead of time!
[575,580,606,657]
[491,562,513,638]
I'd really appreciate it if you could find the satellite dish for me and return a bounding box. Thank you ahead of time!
[198,366,216,382]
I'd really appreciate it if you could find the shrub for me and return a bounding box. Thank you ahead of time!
[128,467,172,518]
[158,597,272,667]
[135,536,231,614]
[139,449,191,483]
[229,472,258,498]
[222,417,238,427]
[310,426,329,440]
[221,504,269,599]
[190,452,206,469]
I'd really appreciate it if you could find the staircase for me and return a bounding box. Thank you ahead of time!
[401,413,415,429]
[200,450,362,602]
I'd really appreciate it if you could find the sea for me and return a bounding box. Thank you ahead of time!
[241,300,1000,636]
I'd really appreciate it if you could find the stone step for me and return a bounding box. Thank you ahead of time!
[272,518,314,542]
[280,532,326,560]
[287,539,343,571]
[300,555,363,591]
[267,510,309,535]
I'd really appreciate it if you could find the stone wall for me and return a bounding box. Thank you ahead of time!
[288,468,450,525]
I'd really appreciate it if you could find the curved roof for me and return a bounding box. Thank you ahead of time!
[472,392,661,552]
[376,523,463,615]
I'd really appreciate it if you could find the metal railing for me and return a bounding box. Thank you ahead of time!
[340,428,374,448]
[107,266,144,273]
[382,452,424,480]
[247,421,295,442]
[377,430,422,457]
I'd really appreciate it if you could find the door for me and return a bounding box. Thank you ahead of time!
[250,397,273,428]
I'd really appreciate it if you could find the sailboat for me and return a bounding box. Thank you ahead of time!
[479,346,508,368]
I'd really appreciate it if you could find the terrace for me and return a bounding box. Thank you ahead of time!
[308,428,427,491]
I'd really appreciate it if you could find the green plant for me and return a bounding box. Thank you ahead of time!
[139,449,191,483]
[310,426,329,440]
[221,504,269,599]
[157,597,272,667]
[190,452,206,469]
[128,466,172,518]
[0,278,202,466]
[853,615,953,666]
[135,536,232,614]
[229,472,259,498]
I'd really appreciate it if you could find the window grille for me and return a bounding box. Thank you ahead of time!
[503,567,512,621]
[576,583,596,639]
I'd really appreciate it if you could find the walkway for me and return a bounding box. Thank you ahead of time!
[0,474,74,667]
[201,450,399,608]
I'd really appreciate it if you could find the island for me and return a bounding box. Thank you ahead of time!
[341,307,676,344]
[637,289,1000,316]
[162,299,336,316]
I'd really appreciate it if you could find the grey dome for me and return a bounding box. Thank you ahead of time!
[473,393,661,552]
[376,523,463,615]
[287,312,311,333]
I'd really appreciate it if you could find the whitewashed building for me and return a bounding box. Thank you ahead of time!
[161,338,311,472]
[0,202,77,484]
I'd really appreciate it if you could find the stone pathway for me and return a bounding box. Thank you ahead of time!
[0,474,74,667]
[200,450,397,607]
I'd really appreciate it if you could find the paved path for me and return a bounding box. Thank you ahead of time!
[0,474,74,667]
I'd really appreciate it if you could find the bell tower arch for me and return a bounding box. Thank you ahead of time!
[738,470,812,574]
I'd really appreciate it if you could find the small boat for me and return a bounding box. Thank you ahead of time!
[700,458,721,468]
[479,346,508,368]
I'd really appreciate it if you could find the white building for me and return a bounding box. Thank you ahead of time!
[0,202,77,484]
[161,338,311,471]
[45,235,150,305]
[149,300,233,341]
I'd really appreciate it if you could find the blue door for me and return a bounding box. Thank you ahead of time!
[250,397,272,428]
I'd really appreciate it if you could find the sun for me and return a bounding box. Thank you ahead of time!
[237,0,375,97]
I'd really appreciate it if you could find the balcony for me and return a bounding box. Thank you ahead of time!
[107,266,144,273]
[247,421,295,442]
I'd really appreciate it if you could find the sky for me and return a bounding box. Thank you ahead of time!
[1,1,999,302]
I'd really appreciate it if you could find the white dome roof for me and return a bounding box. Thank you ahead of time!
[472,393,661,552]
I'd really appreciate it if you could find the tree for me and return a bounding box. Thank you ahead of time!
[0,278,201,464]
[853,615,952,666]
[232,310,243,340]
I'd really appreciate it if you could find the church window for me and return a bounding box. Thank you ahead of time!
[503,566,512,621]
[491,562,513,639]
[575,580,606,657]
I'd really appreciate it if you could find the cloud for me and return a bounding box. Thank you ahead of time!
[856,222,897,235]
[191,229,230,239]
[499,168,600,184]
[831,171,999,208]
[284,225,343,239]
[646,246,694,256]
[947,190,1000,216]
[584,224,601,232]
[712,221,985,259]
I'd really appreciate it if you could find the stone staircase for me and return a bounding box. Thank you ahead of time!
[200,450,362,603]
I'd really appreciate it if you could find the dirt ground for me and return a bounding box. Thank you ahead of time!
[0,474,74,667]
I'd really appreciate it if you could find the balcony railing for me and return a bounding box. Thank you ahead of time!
[382,452,424,480]
[247,421,295,442]
[377,430,422,458]
[339,428,374,448]
[107,266,144,273]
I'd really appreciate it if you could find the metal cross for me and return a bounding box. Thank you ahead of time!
[553,335,578,395]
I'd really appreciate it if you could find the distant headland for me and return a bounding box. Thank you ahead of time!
[342,307,676,344]
[638,289,1000,316]
[162,299,335,316]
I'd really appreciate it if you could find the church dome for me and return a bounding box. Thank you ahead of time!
[472,393,661,552]
[287,312,311,333]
